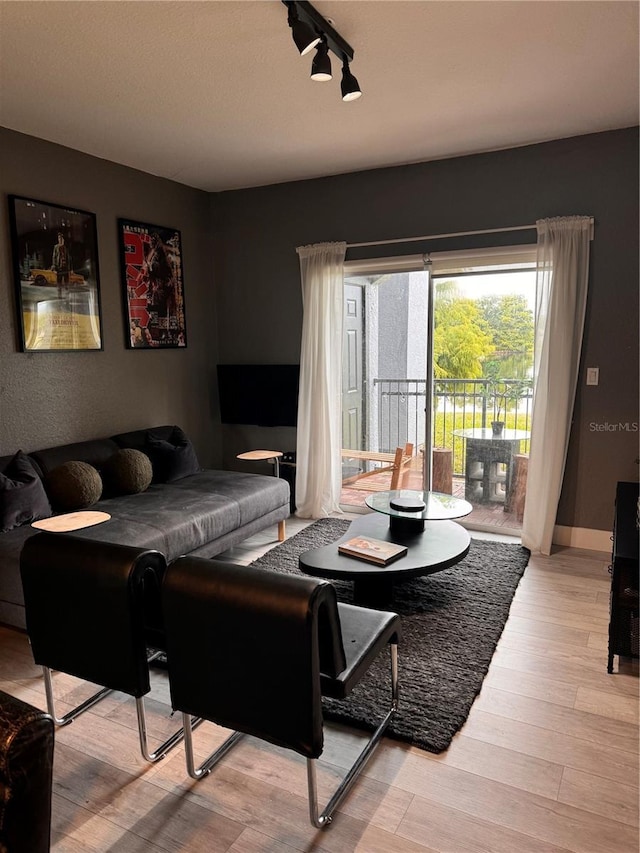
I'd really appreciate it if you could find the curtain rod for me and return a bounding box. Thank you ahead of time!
[346,218,594,249]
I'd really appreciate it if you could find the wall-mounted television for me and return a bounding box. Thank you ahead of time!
[217,364,300,427]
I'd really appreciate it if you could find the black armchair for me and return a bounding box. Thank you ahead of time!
[0,690,54,853]
[20,532,188,763]
[162,556,401,828]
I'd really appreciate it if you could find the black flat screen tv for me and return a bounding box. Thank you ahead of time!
[217,364,300,427]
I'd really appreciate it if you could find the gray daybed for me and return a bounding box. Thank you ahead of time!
[0,425,290,629]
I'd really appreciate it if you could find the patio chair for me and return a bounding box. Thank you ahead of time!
[342,443,414,492]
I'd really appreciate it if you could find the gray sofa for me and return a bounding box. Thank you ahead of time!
[0,425,290,630]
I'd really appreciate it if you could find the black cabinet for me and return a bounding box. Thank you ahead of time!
[607,481,639,673]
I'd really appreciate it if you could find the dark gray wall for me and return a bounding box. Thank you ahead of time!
[1,126,637,530]
[213,128,639,531]
[0,128,221,466]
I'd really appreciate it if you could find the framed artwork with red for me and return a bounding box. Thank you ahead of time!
[118,218,187,349]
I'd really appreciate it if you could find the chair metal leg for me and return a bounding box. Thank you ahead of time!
[42,666,193,764]
[176,642,399,829]
[135,697,203,763]
[307,642,399,829]
[182,712,245,779]
[42,666,112,726]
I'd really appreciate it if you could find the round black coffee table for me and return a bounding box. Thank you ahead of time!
[299,511,471,606]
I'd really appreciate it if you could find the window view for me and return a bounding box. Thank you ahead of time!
[432,259,535,531]
[341,250,536,534]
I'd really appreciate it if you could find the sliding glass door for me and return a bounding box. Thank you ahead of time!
[341,246,537,534]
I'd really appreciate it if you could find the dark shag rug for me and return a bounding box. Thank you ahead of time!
[250,517,530,754]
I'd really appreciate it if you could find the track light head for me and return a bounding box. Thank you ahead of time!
[310,38,332,81]
[282,2,361,99]
[287,2,321,56]
[341,59,362,101]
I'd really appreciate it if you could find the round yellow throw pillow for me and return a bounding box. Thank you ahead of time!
[102,449,152,496]
[46,461,103,511]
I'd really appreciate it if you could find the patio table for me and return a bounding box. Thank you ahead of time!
[453,428,530,505]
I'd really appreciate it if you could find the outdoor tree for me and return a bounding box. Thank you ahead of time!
[477,294,534,375]
[433,283,493,379]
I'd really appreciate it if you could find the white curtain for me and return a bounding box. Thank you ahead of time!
[295,241,347,518]
[521,216,592,554]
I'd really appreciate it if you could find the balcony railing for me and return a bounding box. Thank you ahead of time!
[372,378,533,476]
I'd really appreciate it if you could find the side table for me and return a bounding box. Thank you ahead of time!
[236,449,283,477]
[365,489,472,538]
[237,450,286,541]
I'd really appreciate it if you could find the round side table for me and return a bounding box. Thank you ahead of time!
[236,449,283,478]
[365,489,472,538]
[236,450,286,542]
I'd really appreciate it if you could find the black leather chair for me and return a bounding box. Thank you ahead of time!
[20,532,188,763]
[0,690,54,853]
[161,556,401,828]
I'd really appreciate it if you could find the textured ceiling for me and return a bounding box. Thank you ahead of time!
[0,1,638,191]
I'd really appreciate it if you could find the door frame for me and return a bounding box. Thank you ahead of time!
[342,245,537,533]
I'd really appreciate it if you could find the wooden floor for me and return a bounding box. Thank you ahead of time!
[1,516,638,853]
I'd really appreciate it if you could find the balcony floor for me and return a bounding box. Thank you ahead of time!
[340,461,523,532]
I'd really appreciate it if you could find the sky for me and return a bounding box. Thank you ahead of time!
[438,270,536,312]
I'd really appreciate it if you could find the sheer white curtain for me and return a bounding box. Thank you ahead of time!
[522,216,592,554]
[295,241,346,518]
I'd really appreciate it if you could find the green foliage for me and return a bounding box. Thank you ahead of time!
[481,363,532,420]
[433,286,534,383]
[477,294,534,378]
[433,283,493,380]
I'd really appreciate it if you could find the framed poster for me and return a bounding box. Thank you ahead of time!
[8,196,103,352]
[118,219,187,348]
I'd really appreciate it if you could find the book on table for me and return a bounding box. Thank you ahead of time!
[338,536,408,566]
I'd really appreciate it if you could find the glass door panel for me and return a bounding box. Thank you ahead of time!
[342,247,537,532]
[341,268,430,510]
[431,259,535,531]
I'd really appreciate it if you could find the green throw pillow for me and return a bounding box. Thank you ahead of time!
[102,448,152,496]
[46,461,103,511]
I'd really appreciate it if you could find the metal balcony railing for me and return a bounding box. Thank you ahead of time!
[372,378,533,476]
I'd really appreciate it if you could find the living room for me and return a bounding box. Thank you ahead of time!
[0,2,638,851]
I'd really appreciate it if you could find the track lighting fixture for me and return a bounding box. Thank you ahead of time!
[287,2,321,56]
[311,37,332,82]
[340,58,362,101]
[283,1,362,100]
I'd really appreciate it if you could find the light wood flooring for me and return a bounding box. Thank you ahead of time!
[1,516,638,852]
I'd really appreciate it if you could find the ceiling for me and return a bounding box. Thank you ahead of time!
[0,1,638,192]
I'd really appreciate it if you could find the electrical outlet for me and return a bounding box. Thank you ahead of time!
[586,367,599,386]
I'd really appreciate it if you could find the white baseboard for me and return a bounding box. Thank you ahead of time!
[553,525,612,552]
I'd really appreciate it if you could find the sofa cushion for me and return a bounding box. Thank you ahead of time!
[30,438,120,478]
[102,449,153,496]
[111,425,175,451]
[0,452,52,533]
[68,470,289,561]
[111,425,201,484]
[146,427,200,483]
[46,461,103,511]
